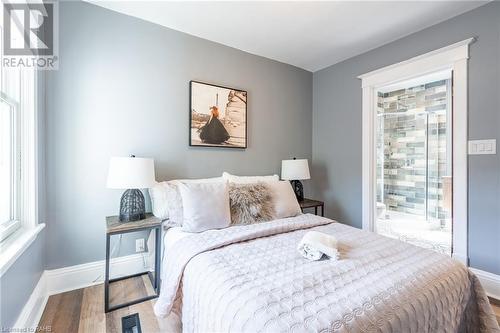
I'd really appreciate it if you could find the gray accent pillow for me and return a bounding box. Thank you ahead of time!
[229,183,275,225]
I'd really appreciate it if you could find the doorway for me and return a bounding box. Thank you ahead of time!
[374,74,452,255]
[359,39,473,264]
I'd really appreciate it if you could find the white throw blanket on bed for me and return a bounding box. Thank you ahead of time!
[298,230,339,260]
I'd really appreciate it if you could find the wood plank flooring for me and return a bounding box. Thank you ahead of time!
[38,279,500,332]
[38,276,180,333]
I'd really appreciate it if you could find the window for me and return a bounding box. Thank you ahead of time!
[0,45,38,243]
[0,20,43,273]
[0,92,20,241]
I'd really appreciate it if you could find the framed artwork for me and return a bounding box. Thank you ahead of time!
[189,81,247,148]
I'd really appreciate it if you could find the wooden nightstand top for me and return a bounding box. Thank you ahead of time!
[299,198,324,209]
[106,213,161,234]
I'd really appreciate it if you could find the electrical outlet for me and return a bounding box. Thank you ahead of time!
[135,238,145,253]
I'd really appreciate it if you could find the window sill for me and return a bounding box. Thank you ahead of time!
[0,223,45,277]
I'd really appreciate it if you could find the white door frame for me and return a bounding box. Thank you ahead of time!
[358,38,475,265]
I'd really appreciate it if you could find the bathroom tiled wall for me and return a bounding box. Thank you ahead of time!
[376,79,451,220]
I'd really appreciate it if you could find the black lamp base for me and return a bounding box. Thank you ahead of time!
[290,180,304,202]
[119,189,146,222]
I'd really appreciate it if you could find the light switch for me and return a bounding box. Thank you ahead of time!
[468,139,496,155]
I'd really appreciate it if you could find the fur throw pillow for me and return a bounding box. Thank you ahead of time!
[229,183,275,225]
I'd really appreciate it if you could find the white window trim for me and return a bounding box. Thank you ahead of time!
[18,69,39,229]
[358,38,475,265]
[0,220,21,242]
[0,223,45,277]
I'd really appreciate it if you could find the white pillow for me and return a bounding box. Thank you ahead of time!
[222,172,279,184]
[149,181,175,220]
[165,181,184,225]
[178,181,231,233]
[149,177,223,222]
[267,181,302,219]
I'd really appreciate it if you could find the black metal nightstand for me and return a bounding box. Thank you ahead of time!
[299,198,325,216]
[105,213,161,313]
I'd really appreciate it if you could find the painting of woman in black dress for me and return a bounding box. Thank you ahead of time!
[190,81,247,148]
[199,106,230,144]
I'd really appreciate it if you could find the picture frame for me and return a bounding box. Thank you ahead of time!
[189,80,247,149]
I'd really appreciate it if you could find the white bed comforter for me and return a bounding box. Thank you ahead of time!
[154,214,500,333]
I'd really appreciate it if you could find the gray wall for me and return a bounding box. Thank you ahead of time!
[0,232,45,329]
[312,2,500,274]
[45,2,312,269]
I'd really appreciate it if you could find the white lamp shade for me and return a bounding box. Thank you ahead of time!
[106,157,156,189]
[281,159,310,180]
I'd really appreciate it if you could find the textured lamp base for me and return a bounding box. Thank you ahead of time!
[119,189,146,222]
[290,180,304,202]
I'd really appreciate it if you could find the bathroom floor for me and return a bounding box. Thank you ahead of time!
[376,211,452,256]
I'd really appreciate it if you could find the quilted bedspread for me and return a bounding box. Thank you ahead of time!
[154,214,500,333]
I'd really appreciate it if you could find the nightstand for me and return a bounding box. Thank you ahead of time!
[299,198,324,216]
[105,213,161,313]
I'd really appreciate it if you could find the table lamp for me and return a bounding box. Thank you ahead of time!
[106,155,156,222]
[281,158,310,201]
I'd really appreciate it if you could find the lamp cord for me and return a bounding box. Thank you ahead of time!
[92,235,122,283]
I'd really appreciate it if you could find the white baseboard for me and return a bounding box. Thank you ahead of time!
[45,252,149,296]
[13,253,148,330]
[470,268,500,300]
[13,272,48,331]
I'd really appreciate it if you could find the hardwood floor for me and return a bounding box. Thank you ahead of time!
[38,279,500,332]
[38,276,180,333]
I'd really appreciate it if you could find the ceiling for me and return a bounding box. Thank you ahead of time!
[88,1,488,72]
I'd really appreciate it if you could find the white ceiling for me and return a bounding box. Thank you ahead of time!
[88,1,488,72]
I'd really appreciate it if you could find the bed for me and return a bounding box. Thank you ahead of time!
[153,213,500,333]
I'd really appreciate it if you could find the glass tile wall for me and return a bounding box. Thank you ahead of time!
[376,79,451,221]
